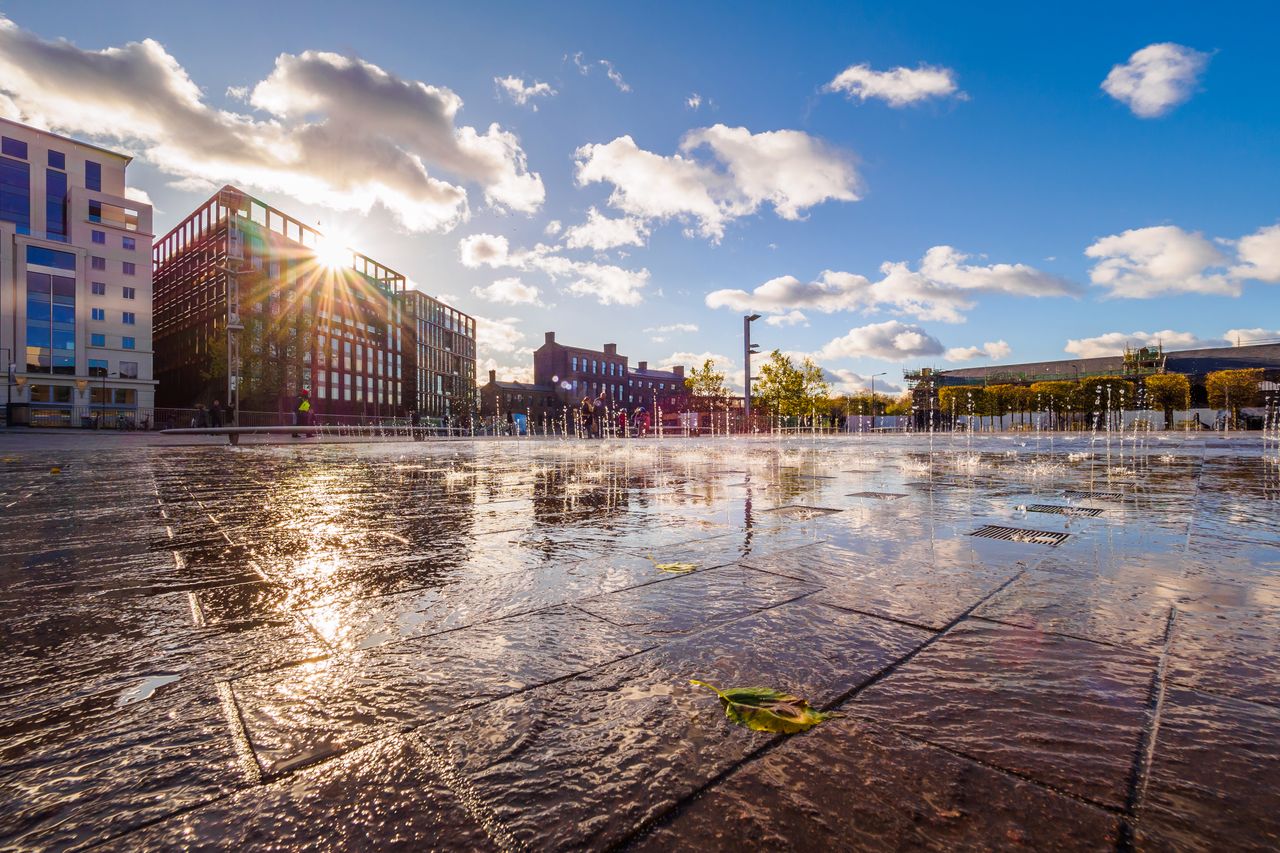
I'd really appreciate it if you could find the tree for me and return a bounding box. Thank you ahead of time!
[986,384,1018,430]
[1206,368,1262,427]
[753,350,805,418]
[1144,373,1190,429]
[1077,376,1135,430]
[1029,381,1078,429]
[684,358,729,413]
[799,358,830,414]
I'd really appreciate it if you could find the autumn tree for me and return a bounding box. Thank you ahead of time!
[1206,368,1263,427]
[1029,381,1078,429]
[1144,373,1191,429]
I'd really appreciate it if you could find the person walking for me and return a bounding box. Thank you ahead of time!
[596,391,609,438]
[633,405,651,438]
[210,399,224,428]
[579,396,594,439]
[293,389,313,438]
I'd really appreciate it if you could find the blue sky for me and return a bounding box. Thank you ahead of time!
[3,0,1278,393]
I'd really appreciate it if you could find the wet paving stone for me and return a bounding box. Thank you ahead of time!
[1165,603,1280,707]
[853,619,1157,808]
[1135,688,1280,852]
[105,733,501,851]
[635,717,1122,852]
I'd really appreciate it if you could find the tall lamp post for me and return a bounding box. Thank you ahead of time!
[743,314,761,433]
[869,371,886,431]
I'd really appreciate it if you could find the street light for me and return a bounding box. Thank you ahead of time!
[743,314,761,432]
[870,372,886,430]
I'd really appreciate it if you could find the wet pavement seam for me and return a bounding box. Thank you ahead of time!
[966,613,1162,655]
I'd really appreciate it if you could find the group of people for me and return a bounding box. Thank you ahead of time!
[190,399,231,428]
[579,392,651,438]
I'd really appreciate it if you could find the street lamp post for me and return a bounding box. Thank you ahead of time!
[870,372,886,431]
[743,314,761,433]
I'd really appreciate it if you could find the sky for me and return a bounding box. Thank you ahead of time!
[2,0,1278,395]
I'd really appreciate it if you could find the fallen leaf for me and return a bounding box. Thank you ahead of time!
[49,467,61,474]
[647,555,696,574]
[691,680,837,734]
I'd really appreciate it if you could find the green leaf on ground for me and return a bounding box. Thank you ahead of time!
[690,680,837,733]
[647,555,696,573]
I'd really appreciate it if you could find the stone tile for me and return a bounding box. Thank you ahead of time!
[230,606,650,775]
[1136,688,1280,852]
[637,717,1121,852]
[418,598,930,850]
[574,565,819,636]
[103,733,500,851]
[1165,604,1280,707]
[853,619,1156,808]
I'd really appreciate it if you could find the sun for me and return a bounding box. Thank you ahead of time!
[313,234,352,269]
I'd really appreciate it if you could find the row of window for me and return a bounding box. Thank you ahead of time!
[90,282,137,299]
[570,355,625,377]
[0,137,100,186]
[90,256,136,275]
[2,136,104,240]
[28,384,137,405]
[87,359,140,378]
[89,333,137,349]
[89,308,136,324]
[91,230,137,250]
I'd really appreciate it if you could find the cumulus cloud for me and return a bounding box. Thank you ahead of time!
[823,368,903,395]
[574,124,860,241]
[474,314,525,355]
[1230,223,1280,282]
[824,63,962,107]
[1101,43,1209,118]
[561,207,650,251]
[124,186,154,208]
[471,276,542,306]
[1085,225,1234,297]
[1224,328,1280,344]
[0,17,543,232]
[764,310,809,327]
[543,219,563,236]
[644,323,698,334]
[571,53,630,92]
[945,340,1011,362]
[479,356,534,384]
[816,320,945,361]
[1064,329,1225,359]
[458,233,648,306]
[707,246,1078,322]
[686,93,702,110]
[494,75,556,108]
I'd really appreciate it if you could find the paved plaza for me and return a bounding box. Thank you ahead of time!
[1,430,1278,851]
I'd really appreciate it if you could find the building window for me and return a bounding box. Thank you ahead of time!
[48,150,65,170]
[0,154,32,235]
[1,137,27,159]
[91,307,105,321]
[90,333,106,347]
[91,256,106,271]
[91,281,106,295]
[46,169,68,242]
[92,230,106,244]
[122,286,136,300]
[85,160,102,191]
[122,261,136,276]
[27,245,76,271]
[122,236,136,251]
[122,336,135,350]
[119,361,138,379]
[88,358,107,377]
[122,311,136,325]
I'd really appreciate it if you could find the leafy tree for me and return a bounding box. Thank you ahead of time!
[754,350,805,418]
[799,358,830,414]
[1029,381,1079,429]
[1206,368,1263,427]
[1077,376,1135,430]
[684,358,729,413]
[1144,373,1190,429]
[986,384,1019,429]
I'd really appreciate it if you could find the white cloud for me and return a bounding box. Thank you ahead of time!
[458,233,510,268]
[123,186,154,208]
[543,219,563,236]
[823,368,903,395]
[707,246,1078,322]
[1224,328,1280,344]
[0,17,543,232]
[686,93,702,110]
[571,53,630,92]
[1085,225,1234,297]
[479,356,534,385]
[1102,43,1209,118]
[644,323,698,334]
[945,340,1011,362]
[824,62,962,107]
[658,351,740,390]
[494,75,556,108]
[471,276,542,306]
[1064,329,1225,359]
[574,124,860,241]
[1230,223,1280,282]
[764,310,809,327]
[561,207,650,251]
[816,320,945,361]
[474,314,525,355]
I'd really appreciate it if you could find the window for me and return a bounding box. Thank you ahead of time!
[122,286,136,300]
[92,230,106,244]
[122,236,135,251]
[91,281,106,296]
[91,256,106,271]
[90,333,106,347]
[46,169,68,242]
[122,262,136,276]
[122,336,135,350]
[88,358,107,377]
[85,160,101,191]
[119,361,138,379]
[91,308,105,321]
[122,311,136,325]
[27,245,76,270]
[48,150,65,170]
[1,137,27,159]
[0,156,30,234]
[88,200,138,231]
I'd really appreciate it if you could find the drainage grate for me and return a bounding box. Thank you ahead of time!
[765,505,843,519]
[848,492,907,500]
[970,524,1070,546]
[1026,504,1104,517]
[1061,489,1123,500]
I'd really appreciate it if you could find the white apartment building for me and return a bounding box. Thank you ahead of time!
[0,117,155,427]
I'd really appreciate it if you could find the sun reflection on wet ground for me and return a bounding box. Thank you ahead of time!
[1,433,1277,849]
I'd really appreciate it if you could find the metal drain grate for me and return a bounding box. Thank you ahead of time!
[765,505,843,519]
[1061,489,1123,500]
[848,492,907,500]
[1026,504,1104,517]
[970,524,1070,546]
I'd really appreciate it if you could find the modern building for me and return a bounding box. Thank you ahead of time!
[0,118,155,427]
[152,185,475,420]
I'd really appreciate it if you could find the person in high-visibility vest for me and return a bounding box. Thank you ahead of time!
[293,389,313,438]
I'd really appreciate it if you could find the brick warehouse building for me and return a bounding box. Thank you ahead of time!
[152,186,474,420]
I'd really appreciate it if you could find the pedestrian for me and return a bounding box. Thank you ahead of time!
[633,405,650,437]
[411,409,423,441]
[195,403,208,429]
[579,396,594,439]
[210,399,223,428]
[294,388,313,438]
[596,392,609,438]
[506,411,515,436]
[616,406,629,438]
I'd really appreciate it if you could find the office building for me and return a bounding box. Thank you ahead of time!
[0,117,155,426]
[403,288,477,421]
